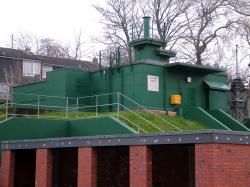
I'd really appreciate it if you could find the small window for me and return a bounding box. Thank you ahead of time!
[42,66,53,78]
[0,83,10,100]
[23,60,41,77]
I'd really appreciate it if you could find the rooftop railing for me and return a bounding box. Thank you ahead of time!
[0,92,182,133]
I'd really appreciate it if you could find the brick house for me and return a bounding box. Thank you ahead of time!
[0,47,99,102]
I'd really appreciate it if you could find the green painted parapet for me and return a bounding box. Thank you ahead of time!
[0,117,135,142]
[244,118,250,129]
[0,116,135,150]
[0,118,69,141]
[0,116,135,167]
[209,109,249,132]
[183,107,230,130]
[69,117,136,136]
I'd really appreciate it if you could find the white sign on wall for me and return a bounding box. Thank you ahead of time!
[147,75,159,92]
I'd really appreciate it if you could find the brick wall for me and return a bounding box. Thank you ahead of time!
[195,144,250,187]
[1,143,250,187]
[35,149,52,187]
[130,145,152,187]
[78,147,97,187]
[0,150,15,187]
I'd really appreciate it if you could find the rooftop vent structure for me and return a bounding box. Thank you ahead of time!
[129,16,176,62]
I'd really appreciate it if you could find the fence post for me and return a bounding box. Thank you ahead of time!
[6,93,8,120]
[96,95,98,117]
[76,97,79,118]
[117,92,120,119]
[137,114,140,134]
[66,97,69,118]
[37,95,40,118]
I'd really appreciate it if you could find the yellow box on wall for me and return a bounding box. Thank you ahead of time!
[171,95,181,105]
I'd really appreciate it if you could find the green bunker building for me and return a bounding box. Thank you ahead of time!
[0,17,250,187]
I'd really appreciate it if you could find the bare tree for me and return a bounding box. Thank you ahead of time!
[148,0,190,49]
[69,29,85,60]
[10,33,73,58]
[178,0,236,65]
[37,38,70,58]
[3,62,25,86]
[240,19,250,46]
[12,32,33,50]
[225,0,250,16]
[93,0,145,63]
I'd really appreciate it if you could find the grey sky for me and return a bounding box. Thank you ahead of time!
[0,0,105,58]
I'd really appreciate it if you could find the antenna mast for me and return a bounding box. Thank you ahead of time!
[236,45,239,77]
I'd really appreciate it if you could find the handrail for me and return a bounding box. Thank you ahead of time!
[119,114,148,133]
[9,92,76,99]
[77,92,118,99]
[3,91,183,133]
[78,103,118,109]
[119,92,182,131]
[120,103,164,132]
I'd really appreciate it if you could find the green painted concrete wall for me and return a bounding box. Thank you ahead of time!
[183,107,229,130]
[69,117,135,136]
[244,118,250,129]
[91,64,228,112]
[185,107,249,131]
[0,116,134,142]
[134,45,169,62]
[13,64,228,113]
[14,68,91,109]
[165,70,228,112]
[0,116,135,166]
[0,118,68,141]
[209,109,249,131]
[91,64,165,110]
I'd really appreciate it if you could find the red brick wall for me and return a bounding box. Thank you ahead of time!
[195,144,250,187]
[0,150,15,187]
[35,149,52,187]
[78,147,97,187]
[130,145,152,187]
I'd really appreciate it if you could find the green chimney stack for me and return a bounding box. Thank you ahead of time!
[129,16,176,63]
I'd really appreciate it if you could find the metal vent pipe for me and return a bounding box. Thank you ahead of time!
[143,16,151,38]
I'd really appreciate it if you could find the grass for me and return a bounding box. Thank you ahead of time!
[118,111,206,133]
[0,104,6,110]
[0,104,7,122]
[0,112,6,122]
[34,110,207,133]
[0,107,207,132]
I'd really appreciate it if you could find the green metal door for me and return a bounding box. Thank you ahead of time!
[181,87,196,108]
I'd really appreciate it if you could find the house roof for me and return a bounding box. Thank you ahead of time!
[38,55,100,72]
[0,47,41,61]
[0,47,100,72]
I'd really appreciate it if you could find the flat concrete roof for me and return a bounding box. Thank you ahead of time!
[1,130,250,150]
[165,63,223,74]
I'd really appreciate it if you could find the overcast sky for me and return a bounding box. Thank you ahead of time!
[0,0,106,58]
